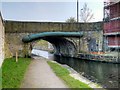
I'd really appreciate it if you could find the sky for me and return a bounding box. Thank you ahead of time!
[1,0,104,22]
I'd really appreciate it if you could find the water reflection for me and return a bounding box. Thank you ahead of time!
[54,56,119,88]
[32,49,119,88]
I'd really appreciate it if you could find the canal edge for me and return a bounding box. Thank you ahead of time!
[50,60,105,89]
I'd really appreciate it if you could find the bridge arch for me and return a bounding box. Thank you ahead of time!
[44,37,77,56]
[22,32,83,57]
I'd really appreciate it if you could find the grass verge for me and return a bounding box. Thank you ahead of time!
[47,61,92,89]
[2,58,31,88]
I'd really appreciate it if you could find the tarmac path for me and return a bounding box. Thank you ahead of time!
[20,56,68,88]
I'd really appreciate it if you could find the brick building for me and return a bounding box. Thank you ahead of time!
[103,0,120,51]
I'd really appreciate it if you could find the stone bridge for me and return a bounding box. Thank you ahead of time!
[22,32,83,57]
[4,20,103,58]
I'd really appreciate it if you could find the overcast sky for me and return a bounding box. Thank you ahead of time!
[1,0,104,22]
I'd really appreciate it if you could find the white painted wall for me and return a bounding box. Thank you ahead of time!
[0,14,4,67]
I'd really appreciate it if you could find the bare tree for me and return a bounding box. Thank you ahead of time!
[80,3,94,22]
[66,17,76,23]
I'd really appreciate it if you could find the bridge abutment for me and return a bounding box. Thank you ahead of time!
[23,43,31,57]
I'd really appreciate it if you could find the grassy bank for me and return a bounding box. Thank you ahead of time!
[2,58,31,88]
[47,61,92,89]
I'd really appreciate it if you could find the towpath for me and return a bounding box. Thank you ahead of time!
[21,56,68,88]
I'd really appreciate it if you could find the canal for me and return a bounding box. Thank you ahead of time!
[32,49,119,88]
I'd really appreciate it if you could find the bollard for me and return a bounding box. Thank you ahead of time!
[16,51,18,62]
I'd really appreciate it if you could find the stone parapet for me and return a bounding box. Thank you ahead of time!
[5,21,103,33]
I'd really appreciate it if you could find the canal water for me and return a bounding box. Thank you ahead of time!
[32,49,119,88]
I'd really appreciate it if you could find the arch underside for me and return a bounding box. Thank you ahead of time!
[28,37,77,57]
[43,37,77,56]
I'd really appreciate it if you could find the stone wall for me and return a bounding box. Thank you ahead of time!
[5,33,31,57]
[0,13,4,67]
[79,30,103,53]
[66,30,103,53]
[5,20,103,58]
[5,20,103,33]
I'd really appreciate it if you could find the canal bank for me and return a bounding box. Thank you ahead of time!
[54,52,119,64]
[32,49,119,88]
[49,60,103,89]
